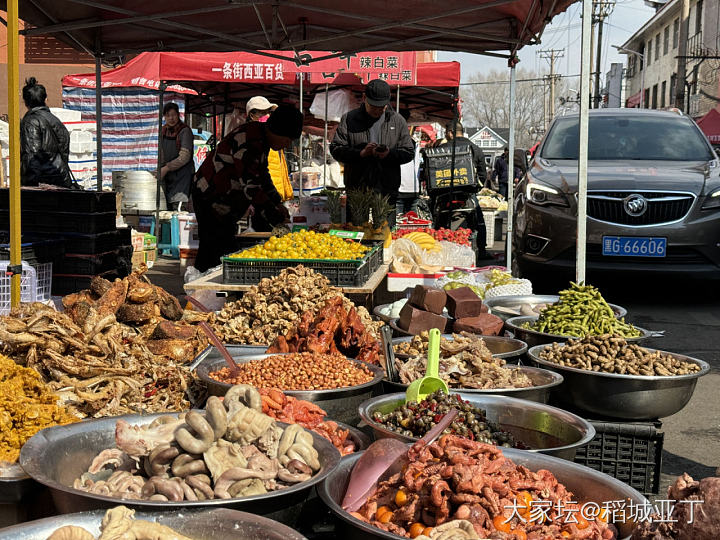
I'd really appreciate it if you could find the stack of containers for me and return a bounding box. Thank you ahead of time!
[178,212,199,271]
[50,108,98,189]
[131,231,158,269]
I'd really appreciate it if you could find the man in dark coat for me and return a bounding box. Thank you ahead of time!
[330,79,414,226]
[20,77,73,187]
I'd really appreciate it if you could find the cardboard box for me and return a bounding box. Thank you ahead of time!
[131,250,145,268]
[131,231,145,252]
[143,234,157,250]
[144,248,157,268]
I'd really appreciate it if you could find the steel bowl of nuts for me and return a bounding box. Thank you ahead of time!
[528,337,710,419]
[196,353,385,425]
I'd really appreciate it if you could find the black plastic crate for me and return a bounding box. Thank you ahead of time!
[0,234,65,265]
[0,188,116,213]
[0,210,116,234]
[52,270,118,296]
[51,231,121,255]
[573,420,663,496]
[55,250,120,274]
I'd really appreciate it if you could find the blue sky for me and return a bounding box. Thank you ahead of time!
[437,0,657,81]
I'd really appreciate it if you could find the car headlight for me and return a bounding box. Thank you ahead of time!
[525,181,569,207]
[701,188,720,210]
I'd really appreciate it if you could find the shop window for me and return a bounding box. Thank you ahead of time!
[673,19,679,48]
[647,40,652,65]
[655,34,660,61]
[644,88,650,108]
[696,0,703,34]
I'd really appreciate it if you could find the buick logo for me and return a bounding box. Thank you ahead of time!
[623,194,648,217]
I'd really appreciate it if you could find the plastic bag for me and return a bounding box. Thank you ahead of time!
[309,89,360,122]
[484,279,533,298]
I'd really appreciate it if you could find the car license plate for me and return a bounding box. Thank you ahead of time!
[602,236,667,257]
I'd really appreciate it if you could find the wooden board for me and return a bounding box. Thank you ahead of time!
[184,263,389,295]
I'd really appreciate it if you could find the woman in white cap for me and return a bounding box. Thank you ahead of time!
[246,96,293,213]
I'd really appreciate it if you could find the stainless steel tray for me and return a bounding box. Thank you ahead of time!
[484,294,627,321]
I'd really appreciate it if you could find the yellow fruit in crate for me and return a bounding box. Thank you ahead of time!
[229,230,369,261]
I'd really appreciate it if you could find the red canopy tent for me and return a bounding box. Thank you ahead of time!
[62,52,459,121]
[697,108,720,145]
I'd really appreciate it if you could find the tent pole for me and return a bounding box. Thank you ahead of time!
[299,74,304,198]
[156,83,166,233]
[396,84,400,111]
[577,0,592,283]
[95,55,103,191]
[506,64,516,273]
[323,83,328,187]
[212,103,217,149]
[7,0,20,307]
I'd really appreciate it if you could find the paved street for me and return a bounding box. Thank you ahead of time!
[542,272,720,498]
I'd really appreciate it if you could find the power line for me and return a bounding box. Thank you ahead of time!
[460,74,581,86]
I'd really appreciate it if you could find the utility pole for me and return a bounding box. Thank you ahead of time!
[533,82,547,130]
[675,0,690,109]
[592,0,616,108]
[538,49,564,123]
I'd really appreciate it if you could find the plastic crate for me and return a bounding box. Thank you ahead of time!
[53,230,121,255]
[0,261,37,314]
[573,420,663,496]
[0,210,116,234]
[52,270,118,296]
[223,245,379,287]
[0,189,116,213]
[0,235,65,265]
[55,251,119,275]
[33,262,53,301]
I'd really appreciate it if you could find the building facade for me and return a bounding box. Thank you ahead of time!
[620,0,719,118]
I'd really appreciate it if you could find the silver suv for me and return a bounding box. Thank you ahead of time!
[513,109,720,278]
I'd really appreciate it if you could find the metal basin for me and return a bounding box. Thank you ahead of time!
[0,465,41,504]
[196,354,385,425]
[528,344,710,420]
[391,334,528,362]
[505,315,656,348]
[319,451,647,540]
[359,392,594,460]
[19,413,341,526]
[484,295,627,322]
[382,364,563,404]
[0,507,307,539]
[389,318,511,339]
[191,344,268,369]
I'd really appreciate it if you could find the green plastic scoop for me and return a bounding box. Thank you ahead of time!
[405,328,449,402]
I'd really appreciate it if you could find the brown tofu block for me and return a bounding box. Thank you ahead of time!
[453,313,505,336]
[409,285,447,315]
[445,287,486,319]
[398,303,448,335]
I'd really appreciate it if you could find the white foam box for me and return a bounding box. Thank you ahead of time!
[177,213,199,249]
[50,107,82,123]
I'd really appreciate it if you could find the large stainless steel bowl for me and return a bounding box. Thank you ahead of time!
[505,315,656,348]
[382,364,563,404]
[0,508,307,540]
[0,465,39,504]
[19,412,341,525]
[191,344,268,369]
[319,451,648,540]
[484,295,627,322]
[528,344,710,420]
[391,334,528,362]
[358,392,594,460]
[196,354,385,425]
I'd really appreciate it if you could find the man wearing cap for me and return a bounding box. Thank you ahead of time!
[192,104,302,272]
[331,79,414,227]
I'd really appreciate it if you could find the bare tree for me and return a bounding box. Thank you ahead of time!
[461,68,567,148]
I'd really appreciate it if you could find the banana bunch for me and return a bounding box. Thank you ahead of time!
[404,232,441,252]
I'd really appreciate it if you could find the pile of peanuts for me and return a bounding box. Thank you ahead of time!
[209,352,375,390]
[539,335,702,376]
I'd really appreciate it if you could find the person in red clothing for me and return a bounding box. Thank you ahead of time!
[192,104,302,272]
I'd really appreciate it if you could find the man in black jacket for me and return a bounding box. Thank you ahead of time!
[330,79,414,226]
[20,77,73,188]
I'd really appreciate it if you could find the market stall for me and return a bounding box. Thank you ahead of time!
[4,1,717,539]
